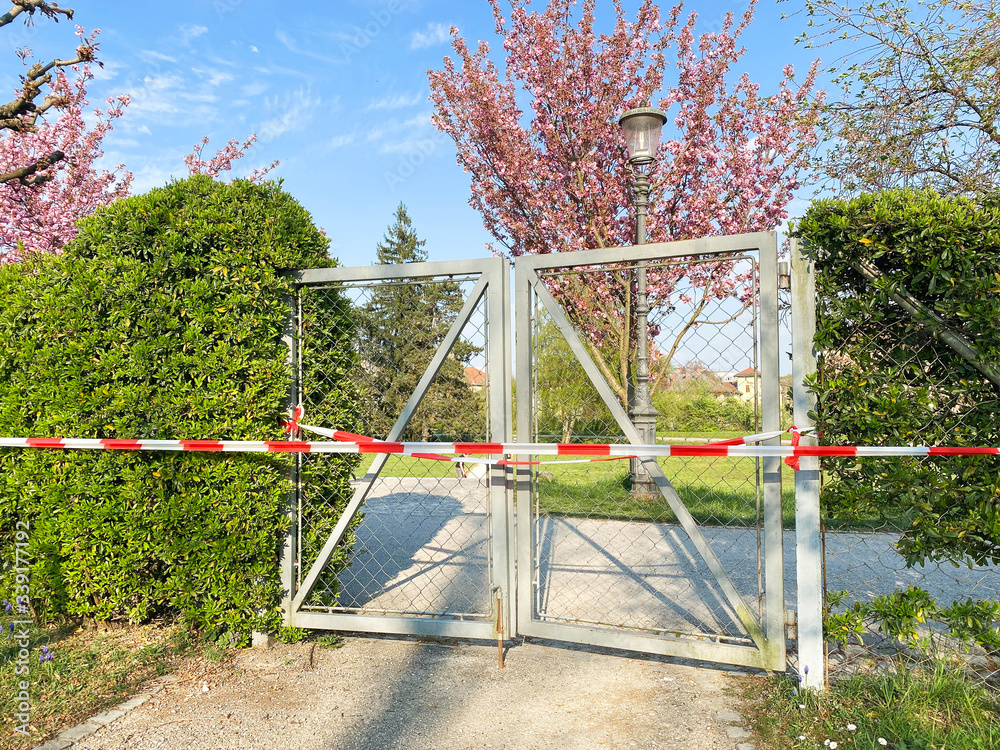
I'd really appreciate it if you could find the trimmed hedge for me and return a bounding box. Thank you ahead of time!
[0,176,357,636]
[795,189,1000,567]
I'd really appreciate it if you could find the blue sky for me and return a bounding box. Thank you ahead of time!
[6,0,826,268]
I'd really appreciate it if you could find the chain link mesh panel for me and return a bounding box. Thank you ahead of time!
[529,254,785,645]
[296,277,494,619]
[819,306,1000,687]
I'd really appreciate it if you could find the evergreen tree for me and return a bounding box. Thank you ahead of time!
[362,204,482,441]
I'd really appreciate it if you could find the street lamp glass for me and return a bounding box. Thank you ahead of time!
[618,107,667,163]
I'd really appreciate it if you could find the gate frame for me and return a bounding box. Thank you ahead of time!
[513,232,785,669]
[282,257,514,640]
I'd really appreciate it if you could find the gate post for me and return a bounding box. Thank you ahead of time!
[279,288,299,626]
[791,238,825,690]
[487,257,515,637]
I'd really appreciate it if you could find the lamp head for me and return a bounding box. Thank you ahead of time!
[618,106,667,165]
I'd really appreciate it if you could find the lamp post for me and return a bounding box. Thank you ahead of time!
[619,106,666,498]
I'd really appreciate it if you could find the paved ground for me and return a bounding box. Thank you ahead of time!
[73,636,761,750]
[321,477,998,641]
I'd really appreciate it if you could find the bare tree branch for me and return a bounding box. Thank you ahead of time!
[0,149,64,185]
[0,44,94,132]
[1,3,94,185]
[0,0,73,29]
[794,0,1000,195]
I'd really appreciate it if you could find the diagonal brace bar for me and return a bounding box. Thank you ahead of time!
[529,274,769,650]
[853,260,1000,391]
[290,274,491,615]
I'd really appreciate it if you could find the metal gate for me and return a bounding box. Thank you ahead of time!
[283,257,514,639]
[513,233,785,669]
[284,235,784,670]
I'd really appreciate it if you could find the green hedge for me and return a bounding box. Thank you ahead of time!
[795,189,1000,567]
[0,176,357,636]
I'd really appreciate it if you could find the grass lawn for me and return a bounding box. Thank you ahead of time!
[534,455,797,527]
[353,453,465,479]
[735,660,1000,749]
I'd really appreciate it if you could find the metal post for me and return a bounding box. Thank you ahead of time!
[791,237,825,691]
[279,288,299,626]
[759,235,786,668]
[486,258,514,638]
[629,167,658,497]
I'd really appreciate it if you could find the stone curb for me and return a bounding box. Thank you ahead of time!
[713,675,760,750]
[32,675,180,750]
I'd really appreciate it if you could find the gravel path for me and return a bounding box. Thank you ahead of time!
[73,636,759,750]
[55,476,997,750]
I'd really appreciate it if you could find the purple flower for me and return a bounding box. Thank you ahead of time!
[41,646,49,654]
[804,665,810,675]
[2,599,11,612]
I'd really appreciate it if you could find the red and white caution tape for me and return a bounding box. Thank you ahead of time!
[2,436,997,461]
[298,423,495,465]
[293,422,793,466]
[2,411,993,466]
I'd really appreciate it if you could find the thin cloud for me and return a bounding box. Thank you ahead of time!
[258,87,328,142]
[180,24,209,44]
[127,73,185,117]
[91,60,122,81]
[138,50,178,64]
[365,111,445,155]
[125,158,177,194]
[275,28,345,65]
[192,67,235,87]
[120,64,240,129]
[241,81,269,97]
[366,92,423,110]
[410,23,450,50]
[328,134,355,149]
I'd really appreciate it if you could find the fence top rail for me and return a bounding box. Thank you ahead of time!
[514,232,777,273]
[293,257,506,285]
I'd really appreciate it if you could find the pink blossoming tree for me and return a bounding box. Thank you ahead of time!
[1,2,276,264]
[429,0,822,404]
[184,134,279,183]
[0,27,132,262]
[0,0,94,185]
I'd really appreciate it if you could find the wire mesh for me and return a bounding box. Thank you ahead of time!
[529,254,785,645]
[818,308,1000,686]
[296,276,494,619]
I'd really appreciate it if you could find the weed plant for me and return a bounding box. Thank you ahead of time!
[0,615,194,749]
[740,659,1000,749]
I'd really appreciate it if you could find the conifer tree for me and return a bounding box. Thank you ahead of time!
[363,204,481,441]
